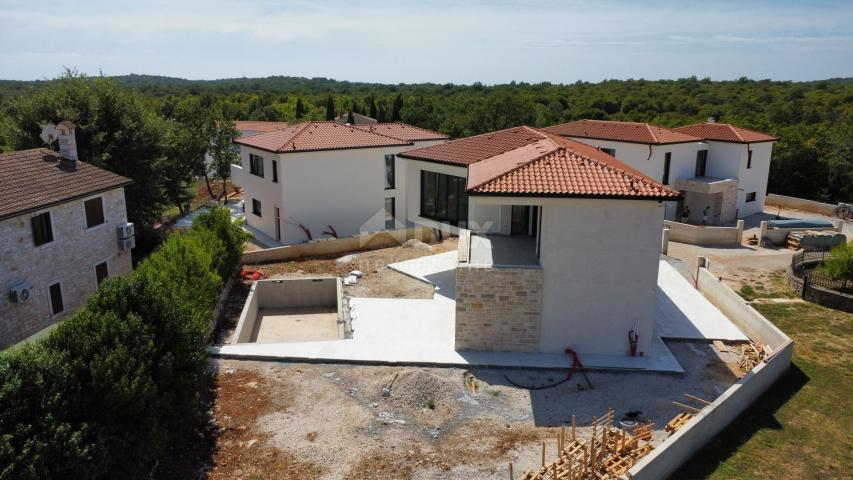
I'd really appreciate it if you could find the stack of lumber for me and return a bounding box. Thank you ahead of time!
[786,230,845,251]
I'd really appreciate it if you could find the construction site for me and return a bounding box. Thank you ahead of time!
[191,226,793,480]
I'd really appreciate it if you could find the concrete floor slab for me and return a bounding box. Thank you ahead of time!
[252,307,340,343]
[215,254,748,373]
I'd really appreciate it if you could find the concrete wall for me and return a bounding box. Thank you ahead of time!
[628,267,792,479]
[240,226,434,264]
[454,265,543,352]
[565,137,703,219]
[663,220,744,246]
[232,277,342,344]
[536,198,665,355]
[0,188,133,347]
[765,193,838,216]
[760,220,842,245]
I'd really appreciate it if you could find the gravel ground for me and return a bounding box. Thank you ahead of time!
[187,340,743,480]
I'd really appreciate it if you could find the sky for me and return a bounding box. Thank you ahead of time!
[1,0,852,84]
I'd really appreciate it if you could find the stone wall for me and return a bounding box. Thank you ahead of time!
[454,265,543,352]
[0,188,133,347]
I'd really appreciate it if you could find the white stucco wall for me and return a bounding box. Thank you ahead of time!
[705,141,773,218]
[534,198,665,355]
[565,137,703,219]
[0,188,133,347]
[235,146,286,242]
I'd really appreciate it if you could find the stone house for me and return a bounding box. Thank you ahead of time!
[0,124,134,347]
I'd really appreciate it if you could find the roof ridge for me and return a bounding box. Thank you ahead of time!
[644,123,659,143]
[277,122,315,151]
[571,146,672,192]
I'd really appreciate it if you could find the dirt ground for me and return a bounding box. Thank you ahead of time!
[161,339,743,480]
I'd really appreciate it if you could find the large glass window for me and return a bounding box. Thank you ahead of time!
[49,282,64,316]
[252,198,262,217]
[249,153,264,177]
[420,171,468,226]
[384,197,395,230]
[695,150,708,177]
[662,152,671,185]
[272,159,278,183]
[384,154,395,189]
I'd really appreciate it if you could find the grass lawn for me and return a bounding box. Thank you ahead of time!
[673,281,853,479]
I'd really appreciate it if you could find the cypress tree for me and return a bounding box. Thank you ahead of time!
[347,111,355,124]
[391,94,403,122]
[368,95,378,119]
[325,95,335,120]
[295,98,305,118]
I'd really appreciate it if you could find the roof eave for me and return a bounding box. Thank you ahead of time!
[0,181,133,222]
[467,191,682,201]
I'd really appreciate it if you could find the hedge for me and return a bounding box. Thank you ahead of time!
[0,206,250,479]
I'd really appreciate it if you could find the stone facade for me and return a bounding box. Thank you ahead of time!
[455,265,543,352]
[0,188,133,347]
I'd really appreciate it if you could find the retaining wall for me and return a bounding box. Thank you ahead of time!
[759,220,842,245]
[241,227,435,264]
[766,193,837,216]
[663,220,744,247]
[628,266,793,479]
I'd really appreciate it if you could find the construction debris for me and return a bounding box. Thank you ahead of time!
[738,342,766,372]
[516,408,655,480]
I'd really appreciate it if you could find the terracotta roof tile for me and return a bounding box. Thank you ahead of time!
[353,123,448,142]
[234,121,411,153]
[233,121,289,133]
[0,148,132,220]
[542,119,702,145]
[673,122,778,143]
[470,147,680,199]
[398,126,548,165]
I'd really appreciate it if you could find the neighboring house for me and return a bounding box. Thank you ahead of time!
[230,121,448,245]
[542,119,777,224]
[334,112,378,125]
[398,126,680,356]
[0,123,134,347]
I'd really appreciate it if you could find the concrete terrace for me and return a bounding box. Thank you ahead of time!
[214,251,749,372]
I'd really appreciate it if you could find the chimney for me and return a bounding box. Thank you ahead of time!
[56,121,78,168]
[707,117,716,123]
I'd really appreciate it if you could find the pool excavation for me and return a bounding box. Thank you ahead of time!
[232,277,350,344]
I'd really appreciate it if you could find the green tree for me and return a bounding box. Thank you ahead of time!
[346,111,354,124]
[295,97,305,118]
[391,94,403,122]
[206,118,240,203]
[368,94,378,119]
[324,94,335,120]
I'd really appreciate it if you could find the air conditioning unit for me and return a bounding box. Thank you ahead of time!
[118,236,136,251]
[9,281,33,304]
[117,222,135,239]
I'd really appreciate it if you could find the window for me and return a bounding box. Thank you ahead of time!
[272,159,278,183]
[384,154,395,189]
[384,197,395,230]
[600,147,616,157]
[420,171,468,226]
[695,150,708,177]
[746,192,757,202]
[662,152,672,185]
[84,197,105,228]
[94,261,109,287]
[31,212,54,246]
[48,282,64,316]
[252,198,262,217]
[249,153,264,177]
[747,149,753,169]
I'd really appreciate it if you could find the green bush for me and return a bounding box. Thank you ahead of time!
[0,206,247,479]
[819,242,853,282]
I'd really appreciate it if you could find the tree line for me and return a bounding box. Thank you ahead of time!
[1,73,851,241]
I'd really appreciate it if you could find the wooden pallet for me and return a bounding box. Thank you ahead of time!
[665,412,695,434]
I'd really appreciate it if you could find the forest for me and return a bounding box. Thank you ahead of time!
[1,72,851,246]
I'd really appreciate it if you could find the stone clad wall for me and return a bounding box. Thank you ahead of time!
[0,188,133,347]
[454,265,543,352]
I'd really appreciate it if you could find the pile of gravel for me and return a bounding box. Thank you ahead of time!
[385,369,461,412]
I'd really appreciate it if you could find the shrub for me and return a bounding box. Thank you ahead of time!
[0,207,247,479]
[819,242,853,282]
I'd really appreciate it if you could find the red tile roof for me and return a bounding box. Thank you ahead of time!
[398,126,548,165]
[400,126,678,200]
[542,119,702,145]
[0,148,132,220]
[672,122,778,143]
[234,121,411,153]
[233,121,289,133]
[353,123,448,142]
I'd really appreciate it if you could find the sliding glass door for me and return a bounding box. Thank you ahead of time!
[420,171,469,226]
